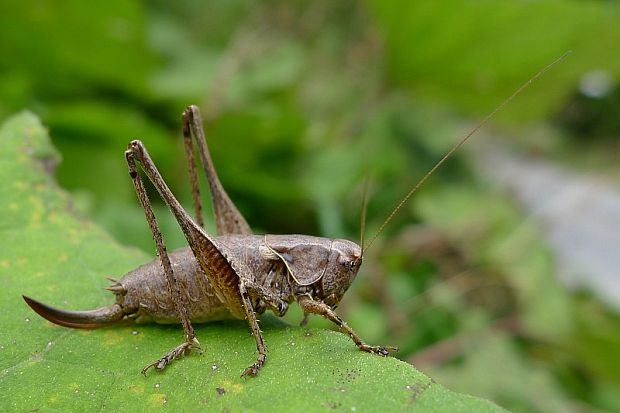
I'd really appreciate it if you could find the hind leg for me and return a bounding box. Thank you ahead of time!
[125,147,202,374]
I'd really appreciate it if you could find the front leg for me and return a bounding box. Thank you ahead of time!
[243,279,288,317]
[297,295,398,356]
[238,281,268,377]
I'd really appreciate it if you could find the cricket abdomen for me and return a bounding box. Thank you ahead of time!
[23,247,235,329]
[113,247,235,324]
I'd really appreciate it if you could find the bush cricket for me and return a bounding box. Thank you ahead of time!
[23,52,570,377]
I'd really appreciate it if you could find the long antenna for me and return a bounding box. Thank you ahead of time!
[361,50,572,256]
[359,176,370,257]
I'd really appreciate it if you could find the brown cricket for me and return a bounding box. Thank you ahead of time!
[23,52,569,376]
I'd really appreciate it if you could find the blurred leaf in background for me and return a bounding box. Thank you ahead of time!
[2,0,620,412]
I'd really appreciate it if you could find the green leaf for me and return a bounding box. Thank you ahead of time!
[0,113,506,412]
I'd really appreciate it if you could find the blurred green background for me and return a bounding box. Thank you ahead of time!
[2,1,620,412]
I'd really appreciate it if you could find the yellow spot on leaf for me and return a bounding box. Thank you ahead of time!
[68,228,81,244]
[220,379,244,394]
[49,212,64,225]
[58,253,68,263]
[150,393,167,406]
[103,331,124,346]
[0,260,10,268]
[9,202,18,211]
[25,360,39,369]
[129,384,145,394]
[103,330,125,346]
[27,195,44,226]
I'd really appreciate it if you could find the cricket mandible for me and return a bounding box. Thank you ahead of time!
[22,52,570,377]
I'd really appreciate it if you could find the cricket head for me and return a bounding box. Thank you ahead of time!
[316,238,362,308]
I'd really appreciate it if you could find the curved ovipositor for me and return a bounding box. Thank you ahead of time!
[22,295,126,329]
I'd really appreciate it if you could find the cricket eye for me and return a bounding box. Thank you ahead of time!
[338,257,356,271]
